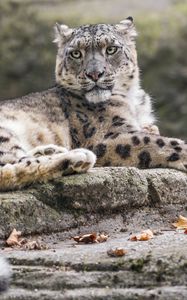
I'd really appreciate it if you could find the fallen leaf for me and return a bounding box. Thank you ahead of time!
[23,240,48,250]
[184,229,187,234]
[172,215,187,230]
[72,232,108,244]
[96,233,109,243]
[130,229,154,241]
[107,247,127,257]
[6,228,22,246]
[73,233,97,244]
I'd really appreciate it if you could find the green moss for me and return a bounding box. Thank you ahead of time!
[130,255,151,273]
[130,259,145,272]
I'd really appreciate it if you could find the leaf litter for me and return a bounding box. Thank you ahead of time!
[4,215,186,254]
[5,228,48,250]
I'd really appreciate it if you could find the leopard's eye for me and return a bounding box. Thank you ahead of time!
[70,50,82,59]
[106,46,118,55]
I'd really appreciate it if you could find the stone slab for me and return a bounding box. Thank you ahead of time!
[0,167,186,238]
[1,231,187,299]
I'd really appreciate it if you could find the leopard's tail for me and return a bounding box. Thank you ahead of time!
[94,133,187,172]
[0,149,96,191]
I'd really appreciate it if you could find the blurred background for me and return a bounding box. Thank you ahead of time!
[0,0,187,139]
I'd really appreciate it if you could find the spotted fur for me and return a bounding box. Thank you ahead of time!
[0,18,186,191]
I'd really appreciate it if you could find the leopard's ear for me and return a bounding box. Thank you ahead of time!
[53,23,73,46]
[115,17,137,40]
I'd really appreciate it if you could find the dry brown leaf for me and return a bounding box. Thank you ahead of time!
[184,229,187,234]
[6,228,22,246]
[130,229,154,241]
[172,215,187,230]
[73,233,108,244]
[23,240,48,250]
[96,233,109,243]
[73,233,97,244]
[107,247,127,257]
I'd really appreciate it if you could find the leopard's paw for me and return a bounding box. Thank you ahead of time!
[143,125,160,135]
[28,144,69,157]
[58,148,96,175]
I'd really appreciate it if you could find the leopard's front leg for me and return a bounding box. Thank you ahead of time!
[92,132,187,172]
[28,144,69,157]
[0,148,96,191]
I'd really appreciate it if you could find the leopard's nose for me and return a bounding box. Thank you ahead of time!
[85,70,104,82]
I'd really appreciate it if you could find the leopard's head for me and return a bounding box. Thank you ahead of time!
[54,18,138,103]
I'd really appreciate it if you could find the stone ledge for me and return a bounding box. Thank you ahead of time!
[1,230,187,299]
[0,167,186,238]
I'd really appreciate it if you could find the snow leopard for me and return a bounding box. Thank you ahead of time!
[0,17,186,191]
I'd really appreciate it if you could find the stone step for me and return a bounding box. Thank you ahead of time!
[0,167,187,239]
[2,286,187,300]
[11,266,187,290]
[1,231,187,299]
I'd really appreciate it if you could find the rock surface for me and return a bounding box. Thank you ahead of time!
[0,167,187,238]
[1,230,187,300]
[0,167,187,299]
